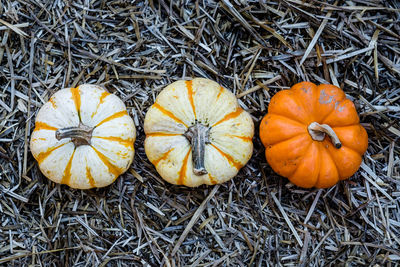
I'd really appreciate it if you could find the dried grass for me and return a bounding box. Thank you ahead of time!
[0,0,399,266]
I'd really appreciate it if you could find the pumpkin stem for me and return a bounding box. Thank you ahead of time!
[308,122,342,149]
[184,123,210,175]
[55,123,93,146]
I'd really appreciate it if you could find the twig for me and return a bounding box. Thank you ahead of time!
[171,185,220,256]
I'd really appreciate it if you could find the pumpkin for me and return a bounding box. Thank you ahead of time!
[144,78,254,187]
[30,84,136,189]
[260,81,368,188]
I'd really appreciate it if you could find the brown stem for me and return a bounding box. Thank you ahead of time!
[55,123,93,146]
[184,123,210,175]
[308,122,342,149]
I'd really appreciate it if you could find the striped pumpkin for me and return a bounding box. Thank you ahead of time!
[144,78,254,187]
[30,84,136,189]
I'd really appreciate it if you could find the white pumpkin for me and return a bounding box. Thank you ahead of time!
[30,84,136,189]
[144,78,254,187]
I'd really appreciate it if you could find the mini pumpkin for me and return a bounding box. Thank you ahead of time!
[260,81,368,188]
[30,84,136,189]
[144,78,254,187]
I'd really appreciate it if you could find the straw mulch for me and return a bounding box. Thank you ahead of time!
[1,0,399,266]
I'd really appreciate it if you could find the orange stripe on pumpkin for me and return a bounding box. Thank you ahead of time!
[91,91,111,118]
[34,121,58,131]
[49,97,57,108]
[36,143,67,164]
[96,110,128,127]
[61,149,75,185]
[177,148,191,185]
[209,174,218,185]
[92,147,122,177]
[216,86,224,99]
[212,108,243,127]
[86,166,95,188]
[226,134,253,142]
[153,103,188,127]
[210,143,242,170]
[152,148,174,166]
[186,80,196,118]
[99,91,110,104]
[71,87,81,118]
[93,136,134,149]
[146,133,182,137]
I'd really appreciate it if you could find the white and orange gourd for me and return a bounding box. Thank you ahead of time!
[144,78,254,187]
[30,84,136,189]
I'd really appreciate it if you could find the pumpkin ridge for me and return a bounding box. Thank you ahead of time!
[259,114,307,146]
[337,144,358,156]
[209,174,218,185]
[315,141,341,188]
[93,136,134,149]
[224,134,253,142]
[186,80,196,119]
[318,98,347,123]
[267,133,309,147]
[267,114,307,127]
[209,143,242,170]
[216,86,224,99]
[331,124,361,129]
[316,84,347,123]
[153,102,188,128]
[92,147,122,178]
[99,91,110,103]
[49,97,57,109]
[323,144,342,180]
[86,165,95,188]
[34,121,58,131]
[96,110,128,127]
[91,91,111,119]
[286,140,313,179]
[71,87,81,119]
[317,84,346,99]
[36,142,68,164]
[324,141,362,179]
[308,142,321,187]
[212,107,243,127]
[152,148,175,166]
[177,148,191,185]
[332,123,360,130]
[314,143,321,186]
[268,111,306,126]
[330,125,367,154]
[291,82,318,115]
[290,92,316,122]
[61,149,75,185]
[146,133,182,137]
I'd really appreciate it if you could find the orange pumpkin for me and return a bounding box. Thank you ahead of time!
[260,81,368,188]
